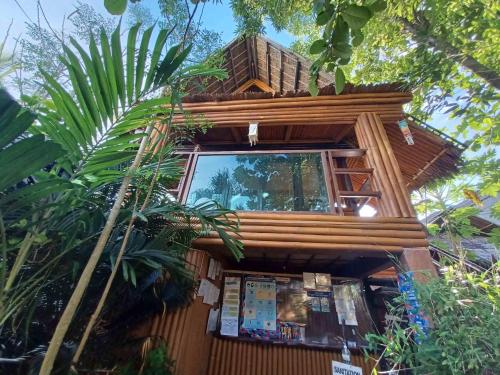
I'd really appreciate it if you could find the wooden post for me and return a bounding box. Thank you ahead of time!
[399,247,438,283]
[355,112,415,217]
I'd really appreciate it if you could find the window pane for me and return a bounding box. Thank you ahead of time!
[186,153,329,212]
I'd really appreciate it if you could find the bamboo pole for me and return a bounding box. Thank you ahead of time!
[194,238,402,253]
[203,231,428,247]
[363,113,408,216]
[355,115,400,216]
[365,113,415,217]
[368,113,412,216]
[175,104,403,117]
[180,92,412,110]
[228,219,424,231]
[191,224,426,238]
[354,116,388,217]
[234,211,419,222]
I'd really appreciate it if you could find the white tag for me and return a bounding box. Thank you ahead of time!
[248,122,258,146]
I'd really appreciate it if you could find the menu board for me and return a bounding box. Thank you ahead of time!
[220,277,241,337]
[219,273,372,348]
[242,278,277,331]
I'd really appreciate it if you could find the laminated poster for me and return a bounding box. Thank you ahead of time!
[242,279,277,332]
[220,277,241,337]
[333,284,358,326]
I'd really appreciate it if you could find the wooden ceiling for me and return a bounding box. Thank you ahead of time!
[186,36,334,96]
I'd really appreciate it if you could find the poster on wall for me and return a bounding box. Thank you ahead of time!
[242,278,277,332]
[220,276,241,337]
[333,284,358,326]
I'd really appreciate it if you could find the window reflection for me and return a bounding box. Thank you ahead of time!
[186,153,329,212]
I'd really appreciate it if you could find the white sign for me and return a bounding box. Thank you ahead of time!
[332,361,362,375]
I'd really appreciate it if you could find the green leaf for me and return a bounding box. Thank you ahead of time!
[352,29,364,47]
[316,10,332,26]
[100,28,119,117]
[155,44,193,86]
[135,25,154,96]
[335,67,346,94]
[309,75,319,96]
[332,42,353,59]
[104,0,127,15]
[342,5,372,30]
[0,135,65,191]
[126,23,140,105]
[70,37,109,127]
[89,34,113,120]
[144,27,170,90]
[367,0,387,13]
[0,103,35,149]
[310,39,327,55]
[111,23,126,109]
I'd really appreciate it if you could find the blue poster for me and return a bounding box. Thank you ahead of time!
[242,278,277,332]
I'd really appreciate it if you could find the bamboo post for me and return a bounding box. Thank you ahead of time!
[355,113,415,218]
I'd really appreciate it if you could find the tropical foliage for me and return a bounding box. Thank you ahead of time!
[0,19,240,374]
[365,262,500,374]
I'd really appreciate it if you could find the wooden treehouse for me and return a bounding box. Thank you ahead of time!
[136,36,464,375]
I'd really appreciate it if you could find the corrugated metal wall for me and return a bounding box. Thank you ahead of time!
[143,249,215,375]
[138,249,375,375]
[208,337,374,375]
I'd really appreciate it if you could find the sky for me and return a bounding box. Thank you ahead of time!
[0,0,294,51]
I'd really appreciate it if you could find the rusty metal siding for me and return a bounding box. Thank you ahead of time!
[207,337,374,375]
[144,250,214,375]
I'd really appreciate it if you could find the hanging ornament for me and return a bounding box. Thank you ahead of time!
[248,122,259,146]
[398,119,414,145]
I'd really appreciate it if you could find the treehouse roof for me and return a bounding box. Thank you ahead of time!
[182,36,465,190]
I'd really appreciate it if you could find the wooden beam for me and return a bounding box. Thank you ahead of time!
[334,124,354,143]
[179,94,411,111]
[407,147,448,186]
[279,50,284,93]
[251,36,259,79]
[228,48,239,90]
[266,42,272,86]
[334,168,374,174]
[294,60,301,92]
[339,191,381,198]
[233,78,275,94]
[284,125,294,142]
[230,127,242,143]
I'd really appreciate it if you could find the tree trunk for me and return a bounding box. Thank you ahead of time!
[71,215,135,366]
[400,18,500,90]
[39,124,154,375]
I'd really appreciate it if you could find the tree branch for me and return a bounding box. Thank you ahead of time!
[400,17,500,90]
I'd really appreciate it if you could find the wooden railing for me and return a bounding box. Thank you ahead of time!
[170,149,385,216]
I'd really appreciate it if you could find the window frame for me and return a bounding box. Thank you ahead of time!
[180,149,334,213]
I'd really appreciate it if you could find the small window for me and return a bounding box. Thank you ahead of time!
[186,153,329,212]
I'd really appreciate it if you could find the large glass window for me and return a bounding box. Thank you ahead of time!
[186,153,329,212]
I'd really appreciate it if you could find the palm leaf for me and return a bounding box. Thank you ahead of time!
[0,88,65,192]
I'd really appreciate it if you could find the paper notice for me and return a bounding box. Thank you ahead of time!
[206,308,219,334]
[333,284,358,326]
[220,318,239,337]
[303,272,316,290]
[220,276,241,337]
